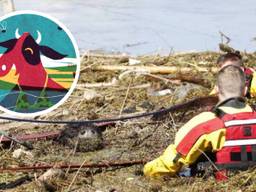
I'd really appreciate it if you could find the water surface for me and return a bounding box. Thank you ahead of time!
[1,0,256,55]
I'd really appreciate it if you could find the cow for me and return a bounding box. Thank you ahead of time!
[0,28,67,91]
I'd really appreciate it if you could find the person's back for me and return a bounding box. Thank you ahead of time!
[144,65,256,178]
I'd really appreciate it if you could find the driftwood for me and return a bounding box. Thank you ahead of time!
[167,75,212,88]
[145,73,181,85]
[76,78,118,88]
[219,31,231,44]
[219,43,235,53]
[92,65,217,87]
[83,52,129,59]
[93,65,218,75]
[76,83,151,90]
[0,160,147,172]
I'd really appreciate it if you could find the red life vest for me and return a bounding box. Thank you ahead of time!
[215,111,256,169]
[176,98,255,179]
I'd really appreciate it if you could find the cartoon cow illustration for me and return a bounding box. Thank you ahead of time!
[0,28,67,91]
[0,29,68,110]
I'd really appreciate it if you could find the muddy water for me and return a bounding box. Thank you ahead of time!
[1,0,256,55]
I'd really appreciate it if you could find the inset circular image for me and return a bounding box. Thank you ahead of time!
[0,11,80,116]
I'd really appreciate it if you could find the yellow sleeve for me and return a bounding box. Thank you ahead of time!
[250,72,256,97]
[144,112,226,178]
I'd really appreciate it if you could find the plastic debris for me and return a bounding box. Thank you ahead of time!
[129,58,141,65]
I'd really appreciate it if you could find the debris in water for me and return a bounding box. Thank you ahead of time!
[12,148,33,159]
[38,168,64,182]
[129,58,141,65]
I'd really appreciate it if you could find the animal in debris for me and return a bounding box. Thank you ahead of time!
[57,124,105,152]
[0,29,67,91]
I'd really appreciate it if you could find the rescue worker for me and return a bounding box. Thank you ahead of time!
[144,65,256,178]
[210,52,256,98]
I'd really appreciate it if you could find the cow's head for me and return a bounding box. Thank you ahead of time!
[0,28,67,66]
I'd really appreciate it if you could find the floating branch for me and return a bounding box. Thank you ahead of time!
[93,65,218,74]
[0,160,147,172]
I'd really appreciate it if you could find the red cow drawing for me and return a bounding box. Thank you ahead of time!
[0,29,67,91]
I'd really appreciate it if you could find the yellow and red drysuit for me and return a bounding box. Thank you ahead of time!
[210,67,256,98]
[144,98,254,178]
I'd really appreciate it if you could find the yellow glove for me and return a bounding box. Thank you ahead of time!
[143,145,182,178]
[250,72,256,98]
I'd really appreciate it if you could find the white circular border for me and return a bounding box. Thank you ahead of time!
[0,10,80,117]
